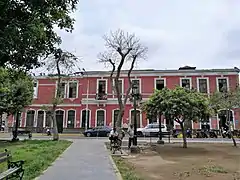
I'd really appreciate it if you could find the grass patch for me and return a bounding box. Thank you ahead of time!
[113,157,143,180]
[198,164,228,177]
[0,140,72,180]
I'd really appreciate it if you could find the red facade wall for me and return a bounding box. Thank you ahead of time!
[8,69,240,130]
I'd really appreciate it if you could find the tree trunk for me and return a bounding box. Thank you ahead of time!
[179,121,187,148]
[227,109,237,147]
[51,108,59,141]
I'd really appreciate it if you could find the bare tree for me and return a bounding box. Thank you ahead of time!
[45,48,80,140]
[99,29,147,130]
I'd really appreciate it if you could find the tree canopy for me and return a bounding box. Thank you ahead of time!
[143,87,211,148]
[0,67,34,115]
[0,0,79,70]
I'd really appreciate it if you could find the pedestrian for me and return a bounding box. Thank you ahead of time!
[127,124,134,149]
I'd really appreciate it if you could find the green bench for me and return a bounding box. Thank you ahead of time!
[0,149,24,180]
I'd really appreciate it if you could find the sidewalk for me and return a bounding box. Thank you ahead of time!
[37,139,118,180]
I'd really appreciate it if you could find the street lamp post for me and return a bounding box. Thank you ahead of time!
[82,68,89,131]
[132,83,138,146]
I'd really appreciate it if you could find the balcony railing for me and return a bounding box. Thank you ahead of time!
[95,93,107,100]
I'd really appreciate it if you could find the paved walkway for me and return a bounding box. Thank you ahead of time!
[37,139,118,180]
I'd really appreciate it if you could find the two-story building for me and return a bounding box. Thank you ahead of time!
[7,66,240,132]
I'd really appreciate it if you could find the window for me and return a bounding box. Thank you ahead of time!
[96,110,105,126]
[67,110,75,128]
[217,78,228,92]
[113,109,122,127]
[33,81,38,98]
[26,110,35,127]
[59,82,67,98]
[132,79,140,93]
[68,82,77,98]
[180,78,191,90]
[98,80,107,94]
[197,78,208,93]
[155,79,165,90]
[114,79,123,94]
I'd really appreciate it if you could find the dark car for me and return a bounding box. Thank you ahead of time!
[83,126,112,137]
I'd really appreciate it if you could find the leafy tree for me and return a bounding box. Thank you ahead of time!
[98,29,147,130]
[45,48,79,141]
[0,0,79,70]
[143,87,210,148]
[209,88,240,147]
[0,67,34,115]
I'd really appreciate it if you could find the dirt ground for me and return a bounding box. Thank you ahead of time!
[123,143,240,180]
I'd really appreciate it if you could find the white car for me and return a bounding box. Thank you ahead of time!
[137,123,168,137]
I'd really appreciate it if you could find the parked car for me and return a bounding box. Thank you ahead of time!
[137,123,168,137]
[83,126,112,137]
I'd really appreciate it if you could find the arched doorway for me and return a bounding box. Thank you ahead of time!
[113,109,122,127]
[81,110,90,128]
[45,111,52,127]
[36,111,44,132]
[67,110,75,128]
[56,110,64,133]
[96,110,105,126]
[26,110,35,127]
[218,110,233,131]
[130,110,141,128]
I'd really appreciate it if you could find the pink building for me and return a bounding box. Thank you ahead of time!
[8,66,240,132]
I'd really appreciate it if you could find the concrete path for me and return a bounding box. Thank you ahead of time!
[37,139,118,180]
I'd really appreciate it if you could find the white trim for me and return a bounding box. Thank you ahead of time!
[24,109,36,127]
[33,80,38,99]
[35,71,239,79]
[66,109,76,128]
[67,80,79,99]
[129,109,142,128]
[55,109,65,128]
[217,109,235,130]
[180,77,192,89]
[131,78,142,93]
[95,109,106,127]
[80,109,91,128]
[196,77,210,94]
[36,109,45,128]
[154,78,166,90]
[216,77,229,92]
[97,79,108,94]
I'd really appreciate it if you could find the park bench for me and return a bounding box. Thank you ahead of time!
[0,149,24,180]
[13,128,32,139]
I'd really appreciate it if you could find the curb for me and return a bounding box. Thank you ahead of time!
[104,144,123,180]
[34,140,74,180]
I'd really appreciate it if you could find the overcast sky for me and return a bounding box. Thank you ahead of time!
[52,0,240,72]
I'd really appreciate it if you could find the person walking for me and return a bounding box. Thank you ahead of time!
[127,124,134,149]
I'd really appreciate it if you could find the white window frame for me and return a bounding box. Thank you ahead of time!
[113,79,124,95]
[33,80,38,99]
[180,77,192,89]
[154,78,166,90]
[216,77,229,92]
[96,79,108,94]
[200,118,212,130]
[55,81,67,98]
[67,109,76,128]
[111,109,123,127]
[131,78,142,93]
[67,81,79,99]
[95,109,106,127]
[196,77,210,94]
